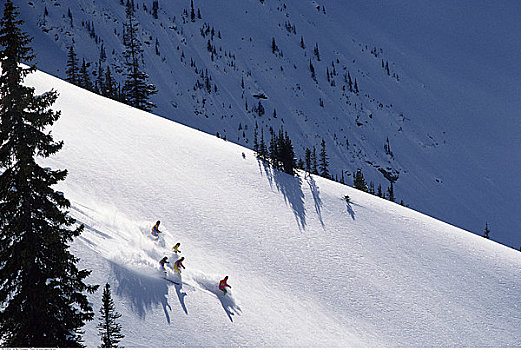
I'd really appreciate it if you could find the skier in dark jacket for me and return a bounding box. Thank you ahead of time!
[159,256,169,271]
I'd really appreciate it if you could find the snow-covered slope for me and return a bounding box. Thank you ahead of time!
[17,0,521,249]
[27,68,521,347]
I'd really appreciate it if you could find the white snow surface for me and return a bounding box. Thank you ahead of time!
[24,69,521,347]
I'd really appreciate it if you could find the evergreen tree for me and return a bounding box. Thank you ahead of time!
[67,8,73,27]
[353,169,368,192]
[97,283,125,348]
[65,45,79,85]
[95,60,104,94]
[279,128,296,175]
[268,128,278,167]
[377,184,383,197]
[122,1,157,111]
[0,1,97,346]
[78,58,93,91]
[103,66,118,100]
[253,125,259,155]
[311,146,318,175]
[190,0,195,22]
[309,59,316,81]
[318,138,329,178]
[314,42,320,61]
[387,181,395,202]
[259,128,268,160]
[257,100,265,116]
[152,0,159,19]
[369,181,375,195]
[305,148,312,174]
[483,222,490,239]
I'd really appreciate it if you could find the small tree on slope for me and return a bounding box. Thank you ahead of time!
[0,1,97,346]
[353,169,368,192]
[98,283,125,348]
[483,222,490,239]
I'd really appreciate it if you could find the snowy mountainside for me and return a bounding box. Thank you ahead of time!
[18,1,521,249]
[29,68,521,347]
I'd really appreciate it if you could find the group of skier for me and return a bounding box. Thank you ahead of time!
[153,220,231,296]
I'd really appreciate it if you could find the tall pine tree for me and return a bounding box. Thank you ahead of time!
[318,139,330,178]
[304,148,312,175]
[98,283,125,348]
[78,58,93,91]
[122,0,157,111]
[0,1,97,346]
[311,146,318,175]
[65,45,79,85]
[103,66,118,100]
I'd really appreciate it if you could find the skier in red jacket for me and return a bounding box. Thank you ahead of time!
[219,276,231,295]
[151,220,161,237]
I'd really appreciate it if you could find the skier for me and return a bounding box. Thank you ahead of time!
[173,257,185,274]
[151,220,161,237]
[219,276,231,295]
[172,242,181,254]
[159,256,169,269]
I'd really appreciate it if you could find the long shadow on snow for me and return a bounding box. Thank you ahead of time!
[345,202,356,220]
[306,175,325,228]
[217,293,241,322]
[174,276,188,315]
[110,262,173,323]
[75,219,113,240]
[258,160,306,230]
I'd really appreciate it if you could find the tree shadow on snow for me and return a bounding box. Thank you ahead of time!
[258,159,274,188]
[258,159,306,230]
[306,176,324,228]
[110,262,172,323]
